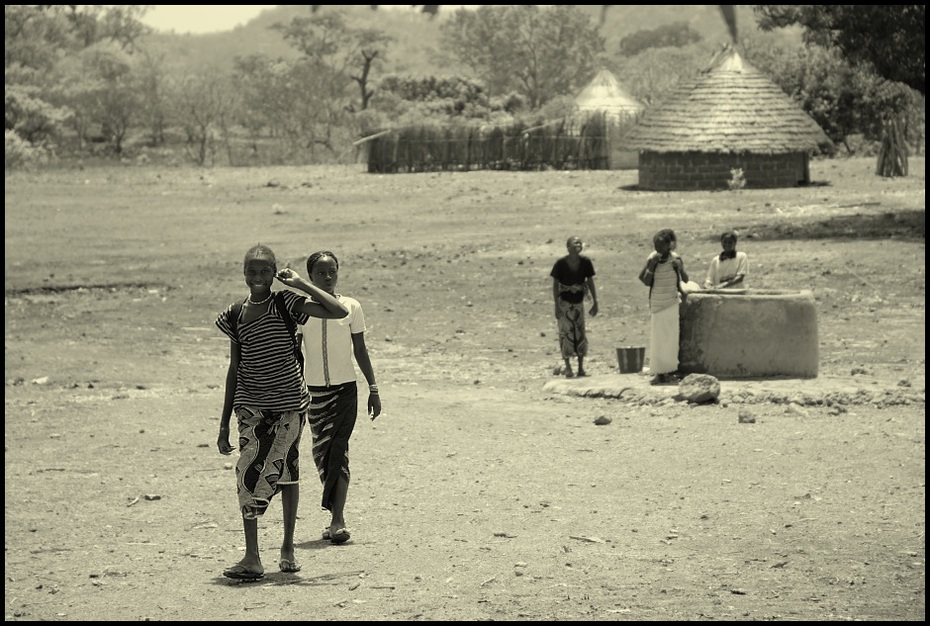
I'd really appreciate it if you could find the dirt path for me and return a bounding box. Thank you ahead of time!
[4,357,924,620]
[4,158,925,620]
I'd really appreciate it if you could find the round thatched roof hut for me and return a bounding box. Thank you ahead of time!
[574,68,645,170]
[575,68,644,122]
[624,46,834,190]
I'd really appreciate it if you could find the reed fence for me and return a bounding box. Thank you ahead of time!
[364,112,630,173]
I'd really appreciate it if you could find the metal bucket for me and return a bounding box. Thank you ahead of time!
[616,346,645,374]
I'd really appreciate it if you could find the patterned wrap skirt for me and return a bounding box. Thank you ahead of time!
[307,381,358,511]
[557,299,588,359]
[234,406,305,520]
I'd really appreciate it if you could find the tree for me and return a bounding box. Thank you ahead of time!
[372,74,491,122]
[84,49,141,155]
[5,5,151,161]
[743,37,922,156]
[5,83,71,145]
[612,45,710,107]
[618,21,703,56]
[273,12,394,112]
[135,50,170,146]
[755,5,925,95]
[441,5,604,109]
[347,28,394,111]
[169,70,236,166]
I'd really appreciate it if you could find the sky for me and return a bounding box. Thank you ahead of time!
[138,5,475,35]
[139,5,273,34]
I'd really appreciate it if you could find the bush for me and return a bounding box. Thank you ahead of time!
[5,130,54,170]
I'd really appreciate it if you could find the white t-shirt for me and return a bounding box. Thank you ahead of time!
[704,251,748,289]
[299,294,367,387]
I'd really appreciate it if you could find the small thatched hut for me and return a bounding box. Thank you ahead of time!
[574,68,644,122]
[624,46,834,190]
[573,68,645,170]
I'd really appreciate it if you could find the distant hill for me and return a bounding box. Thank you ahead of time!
[139,5,800,76]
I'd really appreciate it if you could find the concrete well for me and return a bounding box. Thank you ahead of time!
[679,289,818,378]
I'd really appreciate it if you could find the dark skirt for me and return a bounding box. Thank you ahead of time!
[307,382,358,511]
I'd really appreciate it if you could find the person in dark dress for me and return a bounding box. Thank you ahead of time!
[550,236,599,377]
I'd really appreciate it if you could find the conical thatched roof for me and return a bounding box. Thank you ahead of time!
[575,68,644,120]
[624,47,833,154]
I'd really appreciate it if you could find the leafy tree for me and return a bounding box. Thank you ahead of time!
[169,70,237,166]
[618,21,703,56]
[5,5,150,68]
[744,39,922,155]
[349,28,395,111]
[134,50,170,146]
[272,11,394,112]
[754,5,925,95]
[612,45,710,107]
[84,49,141,155]
[5,83,71,144]
[232,54,352,162]
[441,5,604,109]
[374,74,489,117]
[5,5,151,161]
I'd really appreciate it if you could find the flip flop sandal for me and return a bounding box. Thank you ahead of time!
[223,564,264,581]
[321,528,331,540]
[330,528,351,544]
[278,559,301,573]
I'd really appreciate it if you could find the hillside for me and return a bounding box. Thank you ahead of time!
[139,5,800,76]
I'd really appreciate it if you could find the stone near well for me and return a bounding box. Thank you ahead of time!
[679,289,818,378]
[678,373,721,403]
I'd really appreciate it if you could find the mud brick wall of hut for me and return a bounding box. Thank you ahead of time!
[637,151,810,190]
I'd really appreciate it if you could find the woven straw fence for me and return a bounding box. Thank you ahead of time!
[365,113,612,173]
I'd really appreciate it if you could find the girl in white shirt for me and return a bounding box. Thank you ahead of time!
[704,230,748,289]
[294,250,381,545]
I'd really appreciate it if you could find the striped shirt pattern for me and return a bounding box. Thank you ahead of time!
[649,259,680,313]
[216,290,311,412]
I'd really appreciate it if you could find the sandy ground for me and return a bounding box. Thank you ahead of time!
[4,158,925,620]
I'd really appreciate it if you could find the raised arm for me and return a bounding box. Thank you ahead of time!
[275,268,348,318]
[639,252,659,286]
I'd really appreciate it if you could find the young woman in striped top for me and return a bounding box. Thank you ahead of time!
[214,244,348,580]
[639,229,690,385]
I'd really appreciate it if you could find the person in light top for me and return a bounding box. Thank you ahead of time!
[297,250,381,546]
[704,230,748,289]
[638,229,691,385]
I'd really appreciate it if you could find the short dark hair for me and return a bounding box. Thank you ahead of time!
[653,229,676,245]
[244,244,276,269]
[306,250,339,274]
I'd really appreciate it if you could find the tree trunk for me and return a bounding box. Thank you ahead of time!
[876,118,908,177]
